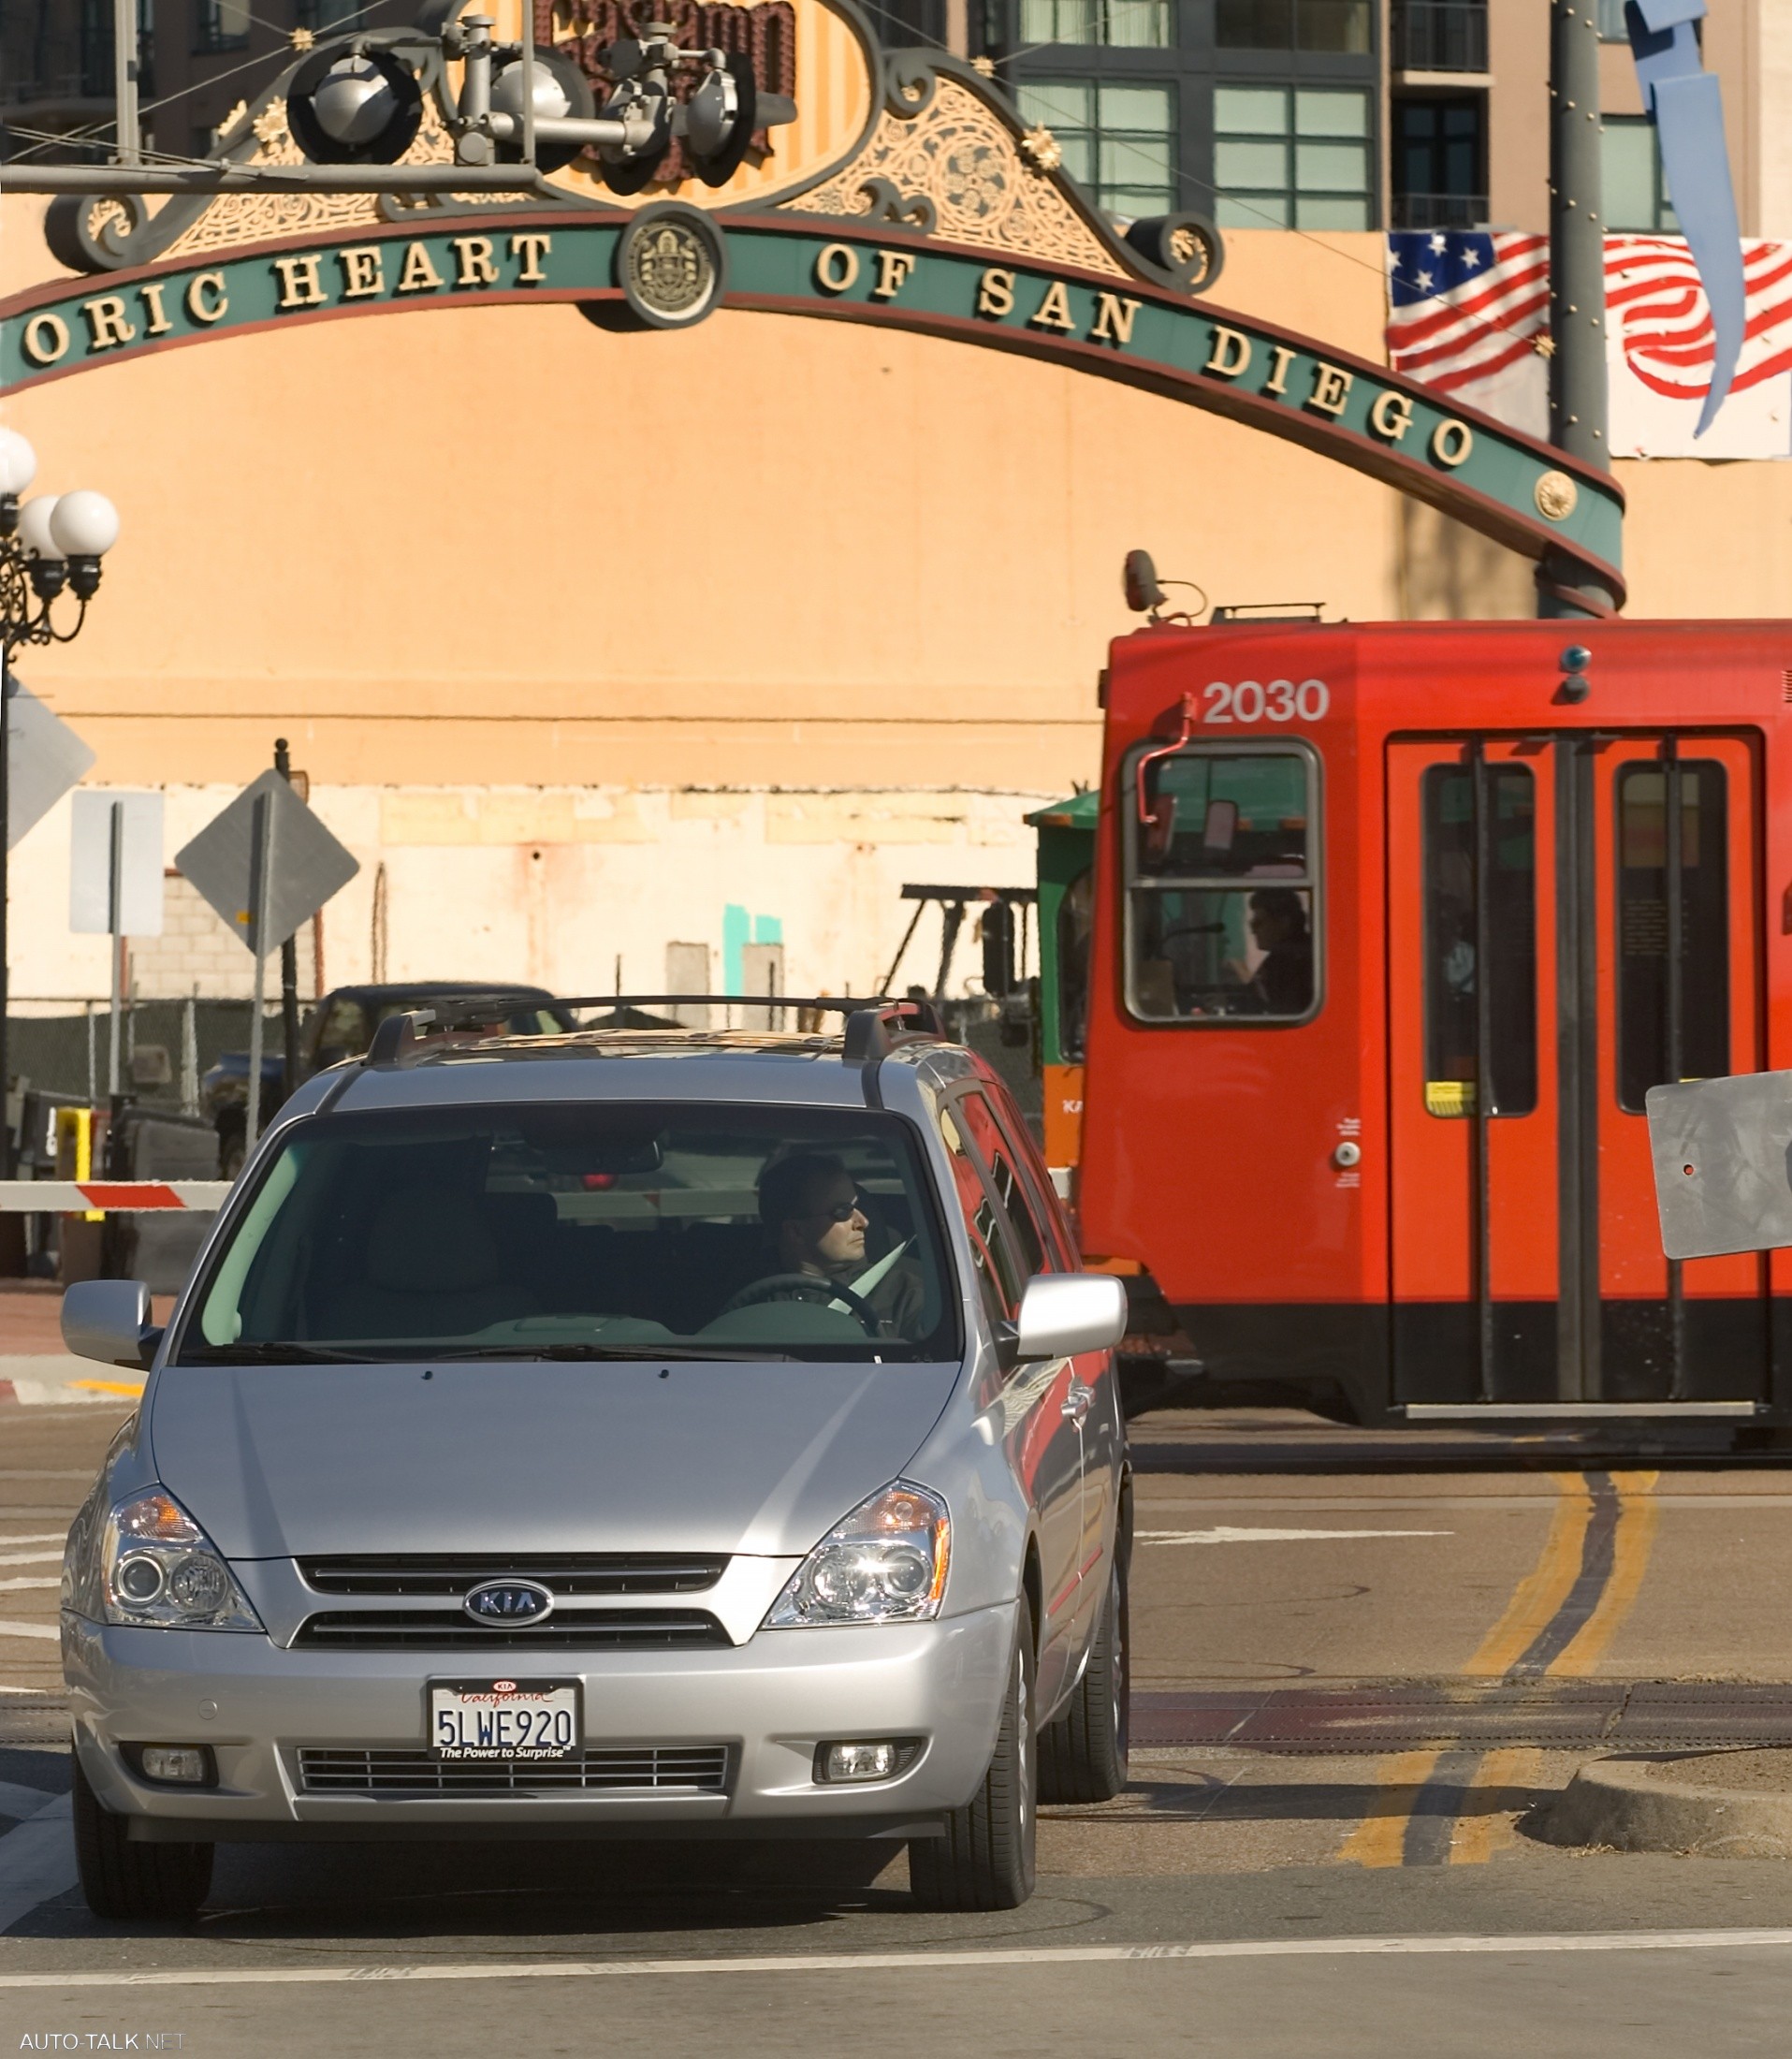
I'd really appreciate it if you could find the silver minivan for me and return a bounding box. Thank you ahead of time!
[59,1000,1130,1919]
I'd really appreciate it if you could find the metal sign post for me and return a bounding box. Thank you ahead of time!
[69,789,164,1111]
[244,790,273,1156]
[174,763,357,1169]
[106,799,124,1095]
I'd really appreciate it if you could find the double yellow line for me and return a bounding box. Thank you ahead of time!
[1338,1469,1660,1868]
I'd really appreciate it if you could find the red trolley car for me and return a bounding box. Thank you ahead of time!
[1072,616,1791,1427]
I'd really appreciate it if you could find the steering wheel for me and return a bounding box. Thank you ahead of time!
[719,1274,881,1336]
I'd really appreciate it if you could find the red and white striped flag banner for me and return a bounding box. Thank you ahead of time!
[1387,230,1792,460]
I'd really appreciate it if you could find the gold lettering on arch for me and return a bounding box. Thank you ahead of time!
[815,243,859,293]
[397,242,445,294]
[1091,292,1139,346]
[22,312,69,365]
[1205,326,1251,377]
[1029,280,1075,333]
[977,269,1014,318]
[186,271,228,322]
[1431,418,1474,466]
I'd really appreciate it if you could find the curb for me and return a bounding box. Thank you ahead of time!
[1541,1753,1792,1858]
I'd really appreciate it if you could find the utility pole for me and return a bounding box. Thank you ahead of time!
[111,0,140,166]
[1539,0,1616,619]
[273,737,301,1101]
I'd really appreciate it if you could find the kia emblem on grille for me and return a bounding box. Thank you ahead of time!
[463,1580,555,1627]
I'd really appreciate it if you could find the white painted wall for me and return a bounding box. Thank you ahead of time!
[7,783,1054,1011]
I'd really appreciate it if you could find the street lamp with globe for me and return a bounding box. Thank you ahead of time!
[0,426,122,1178]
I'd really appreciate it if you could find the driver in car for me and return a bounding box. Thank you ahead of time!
[751,1152,925,1337]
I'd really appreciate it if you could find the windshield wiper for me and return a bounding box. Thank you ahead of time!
[177,1342,372,1364]
[430,1342,799,1363]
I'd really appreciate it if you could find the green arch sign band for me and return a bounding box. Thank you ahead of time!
[0,208,1624,605]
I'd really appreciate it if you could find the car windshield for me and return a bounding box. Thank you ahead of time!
[177,1102,960,1364]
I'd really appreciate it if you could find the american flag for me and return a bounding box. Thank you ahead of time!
[1386,230,1549,401]
[1387,229,1792,412]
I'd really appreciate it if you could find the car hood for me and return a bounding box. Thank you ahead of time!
[146,1360,960,1559]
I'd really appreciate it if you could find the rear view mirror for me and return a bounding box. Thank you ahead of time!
[1201,797,1238,861]
[1013,1272,1128,1360]
[62,1279,161,1370]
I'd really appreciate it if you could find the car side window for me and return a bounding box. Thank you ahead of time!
[313,998,372,1062]
[937,1103,1025,1328]
[978,1085,1077,1271]
[954,1090,1050,1278]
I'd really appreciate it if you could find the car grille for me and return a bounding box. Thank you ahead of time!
[297,1555,728,1596]
[297,1746,731,1794]
[291,1608,730,1649]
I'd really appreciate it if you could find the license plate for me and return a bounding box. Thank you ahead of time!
[430,1677,580,1760]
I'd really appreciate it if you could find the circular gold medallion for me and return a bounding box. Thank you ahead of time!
[1535,469,1579,521]
[616,206,728,329]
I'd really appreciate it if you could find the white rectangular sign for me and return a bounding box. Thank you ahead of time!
[69,791,164,937]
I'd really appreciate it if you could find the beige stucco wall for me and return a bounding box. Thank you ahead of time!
[3,212,1792,1001]
[5,228,1413,802]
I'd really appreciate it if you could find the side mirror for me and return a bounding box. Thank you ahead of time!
[1123,548,1166,615]
[1013,1272,1128,1361]
[62,1279,160,1371]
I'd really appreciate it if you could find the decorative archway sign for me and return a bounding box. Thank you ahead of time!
[0,10,1624,606]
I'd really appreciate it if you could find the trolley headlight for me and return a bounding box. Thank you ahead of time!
[92,1489,262,1632]
[765,1481,950,1628]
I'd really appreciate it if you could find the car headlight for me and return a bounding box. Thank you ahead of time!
[765,1481,950,1628]
[87,1489,263,1631]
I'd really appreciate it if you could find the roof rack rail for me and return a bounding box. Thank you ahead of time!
[362,994,950,1071]
[839,999,947,1063]
[365,1010,434,1068]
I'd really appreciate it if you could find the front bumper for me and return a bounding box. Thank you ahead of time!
[63,1603,1016,1842]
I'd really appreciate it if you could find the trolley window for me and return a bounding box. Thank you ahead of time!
[1616,762,1729,1114]
[1124,745,1319,1023]
[1420,761,1537,1118]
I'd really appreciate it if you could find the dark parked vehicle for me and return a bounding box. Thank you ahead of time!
[203,984,575,1175]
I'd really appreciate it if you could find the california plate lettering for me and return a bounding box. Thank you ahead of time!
[430,1680,580,1761]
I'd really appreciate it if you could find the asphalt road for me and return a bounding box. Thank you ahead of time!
[7,1400,1792,2056]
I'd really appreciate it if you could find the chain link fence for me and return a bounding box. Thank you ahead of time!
[9,998,283,1113]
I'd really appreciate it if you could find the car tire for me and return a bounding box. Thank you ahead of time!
[1038,1556,1130,1804]
[908,1594,1037,1912]
[71,1754,212,1921]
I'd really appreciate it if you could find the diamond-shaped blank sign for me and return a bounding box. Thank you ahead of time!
[6,672,96,852]
[175,768,358,956]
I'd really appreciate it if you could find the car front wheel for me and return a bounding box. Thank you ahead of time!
[71,1754,212,1921]
[908,1594,1037,1911]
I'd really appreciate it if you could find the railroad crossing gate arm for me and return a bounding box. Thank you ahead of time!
[1646,1072,1792,1258]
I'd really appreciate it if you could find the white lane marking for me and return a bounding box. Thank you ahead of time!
[0,1551,63,1568]
[3,1931,1792,1988]
[0,1579,55,1593]
[0,1621,56,1642]
[0,1535,71,1547]
[0,1781,51,1821]
[1139,1528,1453,1545]
[0,1794,75,1935]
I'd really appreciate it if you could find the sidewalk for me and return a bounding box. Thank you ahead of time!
[0,1282,170,1405]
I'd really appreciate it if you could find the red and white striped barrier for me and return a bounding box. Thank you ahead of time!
[0,1181,230,1211]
